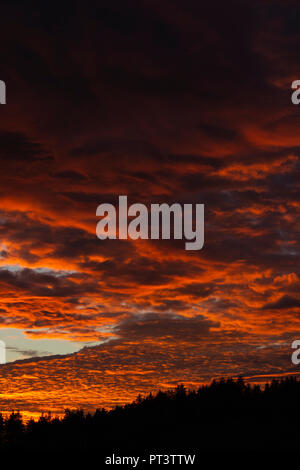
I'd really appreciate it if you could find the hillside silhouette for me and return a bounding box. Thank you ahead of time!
[0,376,299,451]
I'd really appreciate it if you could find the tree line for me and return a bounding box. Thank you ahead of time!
[0,376,299,450]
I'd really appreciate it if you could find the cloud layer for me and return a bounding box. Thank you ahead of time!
[0,0,300,416]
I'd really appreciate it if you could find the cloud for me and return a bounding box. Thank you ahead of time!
[0,0,300,416]
[6,346,52,359]
[0,327,296,417]
[113,312,219,340]
[262,295,300,310]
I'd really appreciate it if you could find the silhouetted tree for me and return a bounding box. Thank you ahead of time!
[1,377,300,450]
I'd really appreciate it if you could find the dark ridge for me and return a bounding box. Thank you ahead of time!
[0,376,300,451]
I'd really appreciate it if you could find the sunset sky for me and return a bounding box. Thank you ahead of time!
[1,0,300,418]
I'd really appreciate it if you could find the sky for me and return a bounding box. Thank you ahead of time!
[1,0,300,417]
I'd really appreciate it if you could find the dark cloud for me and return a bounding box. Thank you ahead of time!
[114,312,219,340]
[0,131,51,162]
[52,170,88,182]
[6,346,51,359]
[262,295,300,310]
